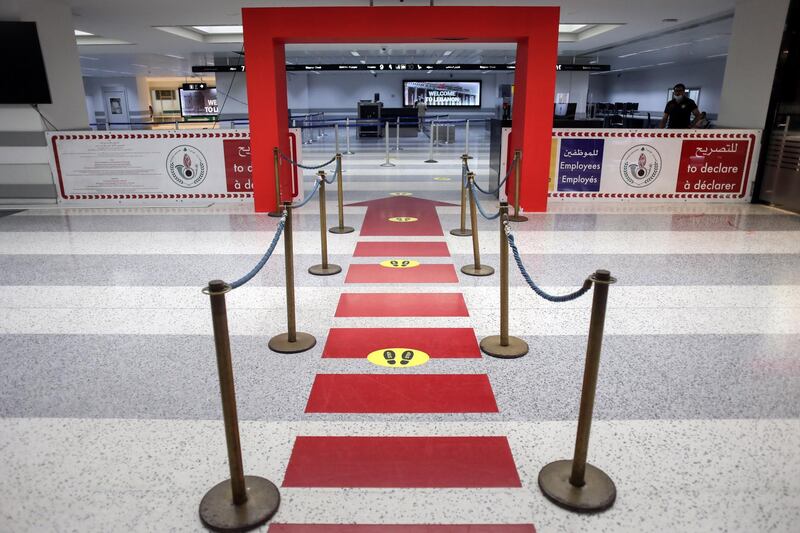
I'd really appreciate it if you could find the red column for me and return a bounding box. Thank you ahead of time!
[511,11,559,212]
[243,14,291,212]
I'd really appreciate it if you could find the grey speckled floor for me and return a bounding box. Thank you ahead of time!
[1,134,799,533]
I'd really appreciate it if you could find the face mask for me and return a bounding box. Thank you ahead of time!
[674,94,685,103]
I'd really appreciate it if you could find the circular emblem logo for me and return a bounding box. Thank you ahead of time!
[166,145,208,188]
[620,144,662,188]
[388,216,418,223]
[367,348,430,368]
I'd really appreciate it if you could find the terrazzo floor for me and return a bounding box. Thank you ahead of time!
[1,131,799,532]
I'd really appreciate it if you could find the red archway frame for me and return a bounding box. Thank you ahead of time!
[242,6,559,213]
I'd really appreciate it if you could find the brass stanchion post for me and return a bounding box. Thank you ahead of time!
[450,154,472,237]
[480,202,529,358]
[268,202,316,353]
[538,269,617,512]
[508,150,528,222]
[199,280,280,531]
[329,153,354,234]
[309,173,341,276]
[268,148,282,218]
[461,172,494,277]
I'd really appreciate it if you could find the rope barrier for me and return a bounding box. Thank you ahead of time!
[279,151,337,170]
[291,178,322,209]
[228,213,287,290]
[474,157,517,195]
[469,181,501,220]
[505,222,592,302]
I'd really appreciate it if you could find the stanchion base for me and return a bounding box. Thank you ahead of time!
[308,264,342,276]
[268,332,316,354]
[199,475,280,532]
[329,226,355,234]
[267,211,283,218]
[424,159,438,163]
[508,215,529,222]
[450,228,472,237]
[380,162,396,167]
[538,460,616,513]
[461,264,495,277]
[480,335,529,359]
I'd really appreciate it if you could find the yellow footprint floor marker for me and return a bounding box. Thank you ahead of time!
[388,216,418,223]
[390,192,413,196]
[379,259,420,268]
[368,348,430,368]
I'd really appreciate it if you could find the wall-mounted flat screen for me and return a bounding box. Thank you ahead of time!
[179,87,219,117]
[0,21,51,104]
[403,81,481,108]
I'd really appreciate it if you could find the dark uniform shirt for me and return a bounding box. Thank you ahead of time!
[664,97,698,129]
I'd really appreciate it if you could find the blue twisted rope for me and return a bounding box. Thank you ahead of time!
[229,214,287,289]
[291,178,321,209]
[323,159,340,184]
[505,224,592,302]
[474,157,517,195]
[279,151,337,170]
[469,181,501,220]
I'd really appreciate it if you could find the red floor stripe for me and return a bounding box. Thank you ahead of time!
[305,374,498,413]
[269,526,536,533]
[335,293,468,317]
[345,264,458,284]
[323,328,480,358]
[282,436,522,487]
[353,241,451,257]
[349,197,452,237]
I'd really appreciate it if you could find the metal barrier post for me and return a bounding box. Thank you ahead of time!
[199,280,280,531]
[345,117,354,155]
[268,148,283,218]
[508,150,528,222]
[334,123,340,155]
[424,121,438,163]
[380,121,395,167]
[539,269,617,512]
[461,172,494,277]
[320,112,326,137]
[396,116,403,152]
[316,113,323,140]
[479,203,529,358]
[450,154,472,237]
[329,153,354,234]
[309,173,342,276]
[268,202,317,353]
[464,119,473,159]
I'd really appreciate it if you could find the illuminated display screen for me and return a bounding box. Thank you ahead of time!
[403,81,481,108]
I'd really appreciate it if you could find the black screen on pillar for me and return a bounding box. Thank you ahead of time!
[0,21,52,104]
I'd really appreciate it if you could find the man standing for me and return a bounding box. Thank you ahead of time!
[660,83,703,128]
[415,97,427,132]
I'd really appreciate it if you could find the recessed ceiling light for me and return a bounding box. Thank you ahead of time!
[559,24,588,33]
[360,60,366,64]
[74,30,94,36]
[192,25,243,34]
[164,54,184,60]
[132,63,148,68]
[707,53,728,58]
[435,59,443,64]
[443,50,453,56]
[79,56,99,61]
[657,62,675,66]
[350,51,360,57]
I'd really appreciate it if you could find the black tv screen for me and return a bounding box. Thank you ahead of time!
[403,80,481,108]
[179,87,219,117]
[0,22,51,104]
